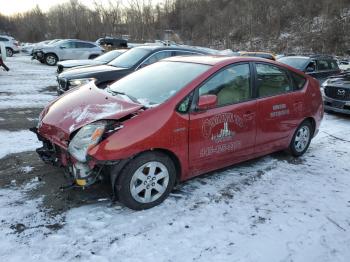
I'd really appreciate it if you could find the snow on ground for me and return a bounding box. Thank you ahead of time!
[0,55,350,262]
[0,56,57,109]
[0,130,42,159]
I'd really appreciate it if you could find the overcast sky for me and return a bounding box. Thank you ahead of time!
[0,0,156,16]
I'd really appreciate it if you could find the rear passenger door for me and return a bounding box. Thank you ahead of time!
[254,63,305,154]
[74,42,96,59]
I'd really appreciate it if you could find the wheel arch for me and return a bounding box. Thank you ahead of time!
[303,117,316,136]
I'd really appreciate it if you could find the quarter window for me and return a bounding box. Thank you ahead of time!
[291,72,306,90]
[256,63,293,97]
[199,63,251,106]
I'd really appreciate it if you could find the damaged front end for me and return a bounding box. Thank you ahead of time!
[30,120,122,188]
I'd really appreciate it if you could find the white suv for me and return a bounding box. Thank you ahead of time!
[0,35,20,57]
[32,39,104,66]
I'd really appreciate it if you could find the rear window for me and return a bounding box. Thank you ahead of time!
[278,57,309,71]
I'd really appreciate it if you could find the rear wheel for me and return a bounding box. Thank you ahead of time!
[6,48,13,57]
[289,121,313,157]
[115,152,176,210]
[45,53,58,66]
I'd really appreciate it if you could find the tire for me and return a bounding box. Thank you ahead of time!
[45,53,58,66]
[289,120,313,157]
[114,152,176,210]
[6,48,13,57]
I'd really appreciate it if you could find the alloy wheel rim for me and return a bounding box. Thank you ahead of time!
[6,49,12,56]
[294,126,310,152]
[130,161,169,203]
[46,56,56,65]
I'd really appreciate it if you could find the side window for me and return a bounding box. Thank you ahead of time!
[329,60,339,70]
[317,60,330,71]
[76,42,95,48]
[60,41,75,48]
[0,37,9,41]
[256,63,293,97]
[143,51,172,66]
[291,72,306,90]
[199,63,251,107]
[175,51,202,56]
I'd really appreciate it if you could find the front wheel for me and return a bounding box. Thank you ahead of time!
[289,121,313,157]
[45,54,58,66]
[115,152,176,210]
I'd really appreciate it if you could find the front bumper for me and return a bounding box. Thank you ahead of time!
[30,127,107,187]
[323,96,350,115]
[32,51,45,61]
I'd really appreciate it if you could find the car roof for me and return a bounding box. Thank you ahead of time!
[164,55,273,65]
[133,45,209,53]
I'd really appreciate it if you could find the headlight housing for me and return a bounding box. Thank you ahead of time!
[68,121,107,162]
[68,78,96,87]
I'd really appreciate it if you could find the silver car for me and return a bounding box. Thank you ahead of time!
[0,35,20,57]
[32,39,104,66]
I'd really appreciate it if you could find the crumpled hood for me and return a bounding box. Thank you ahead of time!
[38,83,143,146]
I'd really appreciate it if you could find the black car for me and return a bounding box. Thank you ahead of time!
[278,55,341,83]
[56,49,127,73]
[322,72,350,114]
[56,45,209,94]
[96,37,128,48]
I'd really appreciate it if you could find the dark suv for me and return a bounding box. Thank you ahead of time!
[322,72,350,114]
[56,45,208,94]
[96,37,128,48]
[278,55,341,83]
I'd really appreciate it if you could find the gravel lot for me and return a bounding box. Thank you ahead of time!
[0,55,350,262]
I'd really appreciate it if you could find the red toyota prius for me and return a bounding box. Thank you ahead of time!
[32,56,323,210]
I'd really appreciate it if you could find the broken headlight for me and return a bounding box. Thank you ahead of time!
[68,121,107,162]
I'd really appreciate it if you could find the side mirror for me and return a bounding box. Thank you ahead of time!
[197,95,217,111]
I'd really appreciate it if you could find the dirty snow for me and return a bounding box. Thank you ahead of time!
[0,130,42,159]
[0,55,350,262]
[0,56,56,108]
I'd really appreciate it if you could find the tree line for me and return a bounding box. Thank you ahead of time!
[0,0,349,55]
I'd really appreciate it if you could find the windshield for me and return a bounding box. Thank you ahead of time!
[108,48,151,68]
[278,57,309,71]
[95,50,123,62]
[109,61,211,106]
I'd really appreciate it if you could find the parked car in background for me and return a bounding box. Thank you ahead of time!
[32,39,104,66]
[278,55,341,83]
[96,37,128,49]
[33,56,323,210]
[338,60,350,71]
[0,35,20,57]
[56,49,127,73]
[239,51,276,60]
[322,72,350,114]
[56,45,209,94]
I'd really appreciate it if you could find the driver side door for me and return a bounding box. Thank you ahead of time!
[188,63,257,176]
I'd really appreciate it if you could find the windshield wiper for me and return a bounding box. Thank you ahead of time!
[106,87,141,104]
